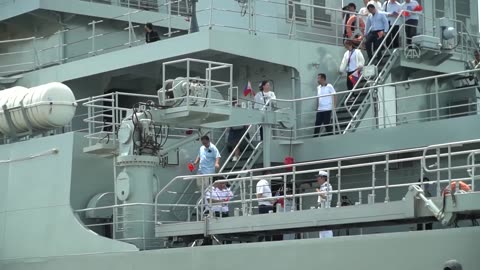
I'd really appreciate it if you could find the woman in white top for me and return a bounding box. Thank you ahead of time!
[254,80,276,140]
[254,80,276,110]
[339,40,365,102]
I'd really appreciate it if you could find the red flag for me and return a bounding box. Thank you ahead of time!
[188,162,195,172]
[348,70,361,85]
[284,156,294,171]
[403,11,410,17]
[243,81,254,96]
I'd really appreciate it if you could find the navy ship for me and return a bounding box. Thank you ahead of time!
[0,0,479,269]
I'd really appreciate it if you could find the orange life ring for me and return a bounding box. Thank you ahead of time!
[346,15,365,42]
[443,180,471,195]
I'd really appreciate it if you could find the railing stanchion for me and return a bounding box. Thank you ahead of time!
[385,154,390,203]
[336,161,342,207]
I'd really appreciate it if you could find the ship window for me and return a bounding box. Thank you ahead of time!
[288,0,308,23]
[169,0,190,16]
[434,0,445,18]
[455,0,470,31]
[312,0,331,27]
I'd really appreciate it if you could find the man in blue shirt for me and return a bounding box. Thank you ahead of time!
[365,4,389,62]
[194,135,221,175]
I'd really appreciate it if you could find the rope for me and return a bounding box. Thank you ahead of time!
[0,148,58,164]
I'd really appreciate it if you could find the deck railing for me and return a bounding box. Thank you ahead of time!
[73,137,480,246]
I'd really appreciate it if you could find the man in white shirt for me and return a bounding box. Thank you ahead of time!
[316,170,333,238]
[256,173,273,214]
[313,73,336,137]
[193,135,221,187]
[383,0,403,48]
[205,179,234,217]
[339,40,365,101]
[403,0,420,45]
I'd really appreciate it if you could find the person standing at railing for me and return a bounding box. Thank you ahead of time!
[256,171,275,241]
[145,23,160,43]
[316,170,333,238]
[365,4,389,62]
[313,73,336,137]
[204,180,234,218]
[402,0,421,45]
[254,80,276,140]
[193,135,221,187]
[382,0,402,49]
[339,40,365,103]
[256,172,274,215]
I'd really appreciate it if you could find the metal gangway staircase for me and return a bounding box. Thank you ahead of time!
[336,16,404,134]
[336,15,480,134]
[163,124,264,221]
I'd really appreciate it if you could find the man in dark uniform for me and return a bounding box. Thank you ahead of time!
[145,22,160,43]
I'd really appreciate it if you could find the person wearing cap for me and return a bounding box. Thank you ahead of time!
[316,170,333,238]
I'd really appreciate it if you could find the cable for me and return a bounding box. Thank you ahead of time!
[0,149,58,164]
[159,126,170,148]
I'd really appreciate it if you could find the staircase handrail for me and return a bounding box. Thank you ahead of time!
[458,20,480,63]
[218,99,272,173]
[335,25,372,108]
[198,141,264,214]
[342,46,402,134]
[223,125,263,175]
[343,14,405,113]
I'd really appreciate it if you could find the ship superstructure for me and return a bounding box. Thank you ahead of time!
[0,1,480,270]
